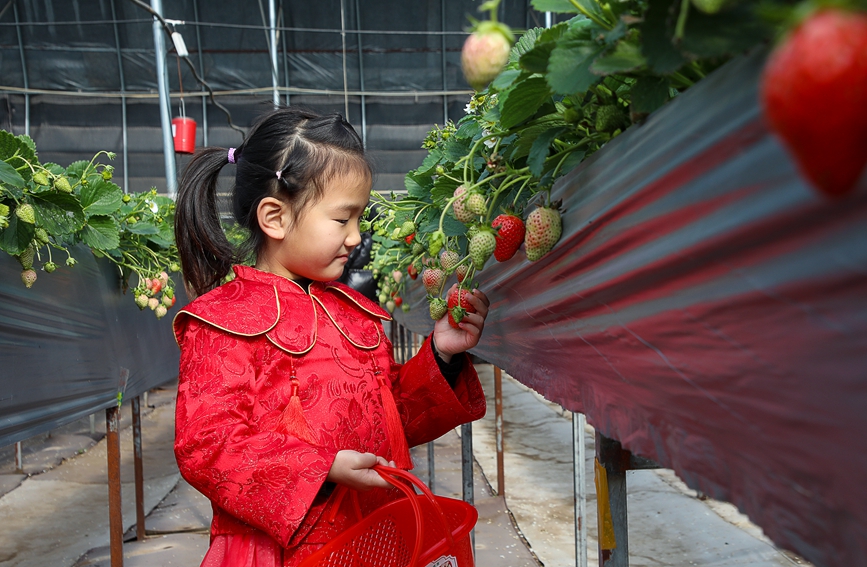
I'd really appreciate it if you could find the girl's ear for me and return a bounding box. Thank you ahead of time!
[257,197,290,240]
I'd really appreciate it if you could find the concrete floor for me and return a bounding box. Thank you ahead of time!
[0,368,812,567]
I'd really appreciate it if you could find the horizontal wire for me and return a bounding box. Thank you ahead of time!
[0,85,473,99]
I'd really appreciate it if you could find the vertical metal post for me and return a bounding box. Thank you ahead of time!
[13,3,29,136]
[574,412,588,567]
[596,432,629,567]
[440,0,449,124]
[14,441,23,474]
[281,5,291,106]
[132,396,146,541]
[110,0,130,192]
[106,406,124,567]
[494,366,504,496]
[461,422,475,549]
[353,0,367,147]
[545,11,553,28]
[90,413,96,435]
[192,0,208,147]
[150,0,178,197]
[268,0,279,107]
[427,440,435,492]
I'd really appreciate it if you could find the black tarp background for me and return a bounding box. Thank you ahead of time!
[0,245,183,448]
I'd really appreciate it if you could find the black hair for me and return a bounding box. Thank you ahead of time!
[174,106,372,297]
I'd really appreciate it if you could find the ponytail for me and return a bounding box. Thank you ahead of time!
[174,147,237,297]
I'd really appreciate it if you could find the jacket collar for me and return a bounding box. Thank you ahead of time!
[174,265,390,354]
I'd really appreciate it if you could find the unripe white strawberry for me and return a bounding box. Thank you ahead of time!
[452,186,475,223]
[461,23,514,91]
[154,305,168,319]
[525,204,563,261]
[135,294,149,310]
[21,269,37,288]
[148,297,160,311]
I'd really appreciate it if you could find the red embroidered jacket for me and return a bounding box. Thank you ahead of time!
[172,265,486,551]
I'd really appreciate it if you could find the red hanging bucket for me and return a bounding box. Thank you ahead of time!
[171,116,196,154]
[299,465,477,567]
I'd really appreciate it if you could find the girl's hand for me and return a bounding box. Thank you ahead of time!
[326,450,395,491]
[432,286,490,362]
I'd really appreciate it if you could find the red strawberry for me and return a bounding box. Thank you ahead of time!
[404,233,415,245]
[761,9,867,197]
[407,264,419,280]
[455,264,469,283]
[394,296,403,307]
[491,213,525,261]
[151,278,163,294]
[447,287,477,329]
[461,22,514,91]
[525,204,563,261]
[422,268,445,295]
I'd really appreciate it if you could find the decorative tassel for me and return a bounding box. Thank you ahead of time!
[279,361,317,445]
[374,370,413,470]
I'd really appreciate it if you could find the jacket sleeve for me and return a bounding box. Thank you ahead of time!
[173,318,337,548]
[390,334,487,447]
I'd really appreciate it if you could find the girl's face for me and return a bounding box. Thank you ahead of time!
[259,171,370,283]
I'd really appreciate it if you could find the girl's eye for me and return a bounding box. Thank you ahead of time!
[335,219,349,225]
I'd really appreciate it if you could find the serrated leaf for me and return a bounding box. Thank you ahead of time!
[0,160,25,189]
[0,213,35,255]
[510,28,542,63]
[0,131,36,176]
[81,215,120,251]
[631,76,670,114]
[492,68,522,91]
[442,136,472,163]
[405,174,426,196]
[147,234,172,248]
[418,149,443,172]
[528,127,567,177]
[31,193,86,235]
[531,0,581,13]
[591,41,646,75]
[556,150,586,177]
[65,160,91,182]
[455,120,481,140]
[500,77,552,130]
[509,115,569,161]
[520,42,557,74]
[547,37,606,95]
[126,221,160,235]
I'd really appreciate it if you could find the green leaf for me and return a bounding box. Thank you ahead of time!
[81,215,120,251]
[546,32,606,95]
[520,42,557,74]
[0,131,36,176]
[0,213,35,255]
[556,150,586,177]
[510,28,542,63]
[679,5,771,59]
[0,160,25,189]
[125,221,160,235]
[492,68,522,91]
[499,77,552,130]
[147,234,172,248]
[31,192,86,235]
[528,127,567,177]
[591,41,646,75]
[508,115,569,161]
[442,136,472,163]
[80,178,123,216]
[641,0,688,74]
[531,0,581,13]
[631,76,670,115]
[65,160,91,183]
[455,120,481,140]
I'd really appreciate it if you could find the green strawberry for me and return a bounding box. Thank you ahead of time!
[66,257,77,267]
[690,0,730,14]
[17,246,35,270]
[135,294,150,310]
[469,229,496,270]
[21,269,37,288]
[35,228,50,245]
[428,230,446,257]
[595,105,628,133]
[54,177,73,194]
[15,204,36,225]
[466,192,487,216]
[525,204,563,261]
[43,261,57,273]
[397,220,416,238]
[440,250,460,271]
[452,186,475,223]
[429,297,448,320]
[0,203,9,229]
[33,172,49,186]
[412,241,425,255]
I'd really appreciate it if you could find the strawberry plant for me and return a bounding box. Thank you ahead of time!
[0,129,179,318]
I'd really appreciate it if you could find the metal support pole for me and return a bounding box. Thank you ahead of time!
[14,441,23,474]
[440,0,449,124]
[596,432,629,567]
[110,0,129,192]
[268,0,279,107]
[106,406,124,567]
[574,412,588,567]
[150,0,177,197]
[132,396,146,541]
[13,3,29,136]
[192,0,209,147]
[427,441,435,492]
[353,0,367,147]
[494,366,504,497]
[461,422,475,549]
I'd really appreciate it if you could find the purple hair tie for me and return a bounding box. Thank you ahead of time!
[276,170,282,180]
[227,148,236,164]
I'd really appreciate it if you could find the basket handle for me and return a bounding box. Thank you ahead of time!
[373,465,458,563]
[373,465,427,566]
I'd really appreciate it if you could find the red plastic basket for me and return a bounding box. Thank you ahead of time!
[299,465,477,567]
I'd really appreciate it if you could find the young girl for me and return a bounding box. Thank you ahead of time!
[172,107,490,566]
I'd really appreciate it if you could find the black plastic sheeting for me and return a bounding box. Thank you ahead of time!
[394,49,867,567]
[0,245,182,448]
